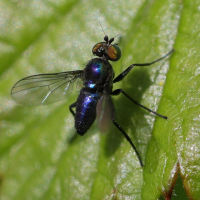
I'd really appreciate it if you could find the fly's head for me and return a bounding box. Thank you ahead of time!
[92,35,121,61]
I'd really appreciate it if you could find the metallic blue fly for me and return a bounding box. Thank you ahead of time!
[11,35,174,166]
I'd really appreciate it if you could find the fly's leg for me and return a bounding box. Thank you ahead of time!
[69,102,77,118]
[110,88,168,167]
[68,102,78,143]
[112,120,143,167]
[113,50,174,83]
[112,89,167,119]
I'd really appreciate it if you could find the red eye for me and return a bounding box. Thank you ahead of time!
[107,45,121,61]
[92,42,104,55]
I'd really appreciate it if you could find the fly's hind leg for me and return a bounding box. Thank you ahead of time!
[112,120,143,167]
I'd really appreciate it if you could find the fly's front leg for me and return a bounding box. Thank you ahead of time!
[113,50,174,83]
[111,89,167,119]
[69,102,77,118]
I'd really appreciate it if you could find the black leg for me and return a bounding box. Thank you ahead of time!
[69,102,77,117]
[113,49,174,83]
[112,89,167,119]
[113,121,143,167]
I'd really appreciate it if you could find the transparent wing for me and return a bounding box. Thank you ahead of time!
[96,92,115,133]
[11,70,84,105]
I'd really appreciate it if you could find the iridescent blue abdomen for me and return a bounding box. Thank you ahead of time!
[75,88,101,135]
[84,58,114,89]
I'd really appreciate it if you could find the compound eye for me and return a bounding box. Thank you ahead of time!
[92,42,104,55]
[107,44,121,61]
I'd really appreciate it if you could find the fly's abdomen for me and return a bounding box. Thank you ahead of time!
[75,88,101,135]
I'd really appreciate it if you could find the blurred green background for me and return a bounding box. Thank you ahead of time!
[0,0,199,199]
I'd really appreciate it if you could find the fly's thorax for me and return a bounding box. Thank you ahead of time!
[83,58,114,90]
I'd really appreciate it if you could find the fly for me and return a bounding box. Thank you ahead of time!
[11,35,174,166]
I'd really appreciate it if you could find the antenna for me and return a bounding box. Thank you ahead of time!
[99,21,107,36]
[98,22,124,43]
[112,31,125,39]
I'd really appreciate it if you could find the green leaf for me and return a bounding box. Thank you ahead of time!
[0,0,199,200]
